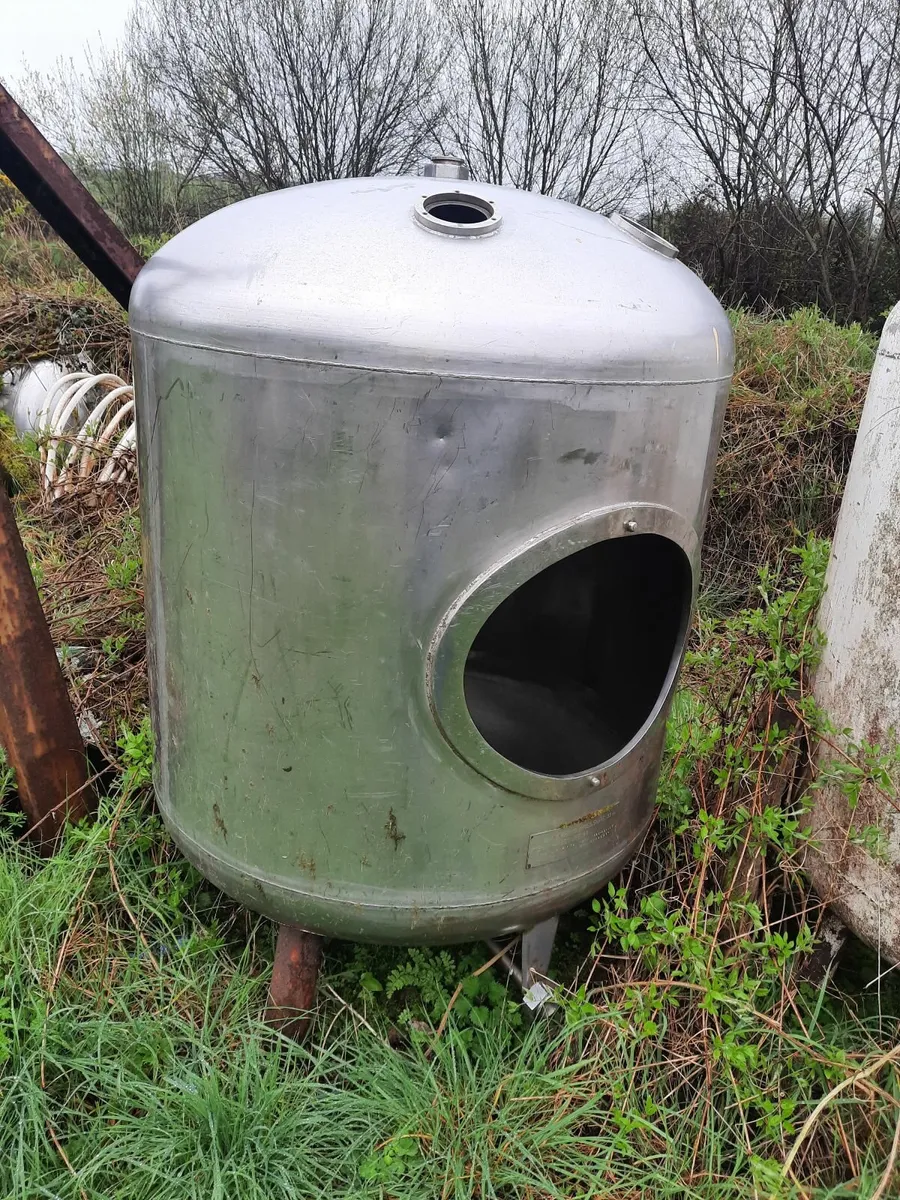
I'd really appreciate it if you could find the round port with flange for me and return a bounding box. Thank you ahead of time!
[415,191,501,237]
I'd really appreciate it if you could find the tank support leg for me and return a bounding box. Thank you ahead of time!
[486,915,559,1013]
[520,916,558,1011]
[266,924,322,1042]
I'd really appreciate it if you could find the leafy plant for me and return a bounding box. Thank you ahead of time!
[105,511,142,593]
[358,1133,423,1184]
[101,632,129,662]
[377,946,522,1045]
[117,717,154,792]
[106,554,140,591]
[0,747,15,806]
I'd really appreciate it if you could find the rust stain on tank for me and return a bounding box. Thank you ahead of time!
[213,802,228,840]
[385,807,406,849]
[296,852,317,878]
[561,802,614,829]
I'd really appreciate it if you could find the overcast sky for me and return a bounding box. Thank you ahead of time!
[0,0,131,87]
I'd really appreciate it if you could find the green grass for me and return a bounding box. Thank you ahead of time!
[0,802,896,1199]
[0,541,896,1198]
[729,307,876,420]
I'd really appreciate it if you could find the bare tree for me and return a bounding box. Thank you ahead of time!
[11,0,900,320]
[131,0,443,196]
[635,0,900,320]
[18,48,199,239]
[633,0,795,294]
[843,0,900,311]
[444,0,646,210]
[767,0,878,316]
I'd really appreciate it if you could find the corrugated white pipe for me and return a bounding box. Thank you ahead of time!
[36,371,136,500]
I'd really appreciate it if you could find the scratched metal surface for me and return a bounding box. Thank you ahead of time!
[130,175,733,942]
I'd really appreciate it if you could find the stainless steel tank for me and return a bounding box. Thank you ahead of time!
[130,168,734,944]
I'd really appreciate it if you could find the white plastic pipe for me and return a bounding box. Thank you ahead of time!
[0,360,67,432]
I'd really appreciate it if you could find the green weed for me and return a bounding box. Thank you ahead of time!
[0,747,15,806]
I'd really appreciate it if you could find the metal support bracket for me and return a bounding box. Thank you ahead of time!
[487,914,559,1014]
[520,916,559,1011]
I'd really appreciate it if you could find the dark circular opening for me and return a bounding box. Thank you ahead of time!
[424,197,493,225]
[463,534,692,776]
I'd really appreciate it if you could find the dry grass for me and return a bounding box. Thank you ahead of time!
[0,175,130,378]
[0,289,131,378]
[17,472,145,750]
[0,172,109,301]
[703,307,875,612]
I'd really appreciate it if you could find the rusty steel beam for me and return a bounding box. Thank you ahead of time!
[0,81,118,848]
[0,82,145,848]
[266,925,322,1041]
[0,488,93,847]
[0,82,143,309]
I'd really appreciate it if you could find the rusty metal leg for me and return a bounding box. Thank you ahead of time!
[0,488,93,849]
[266,924,322,1041]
